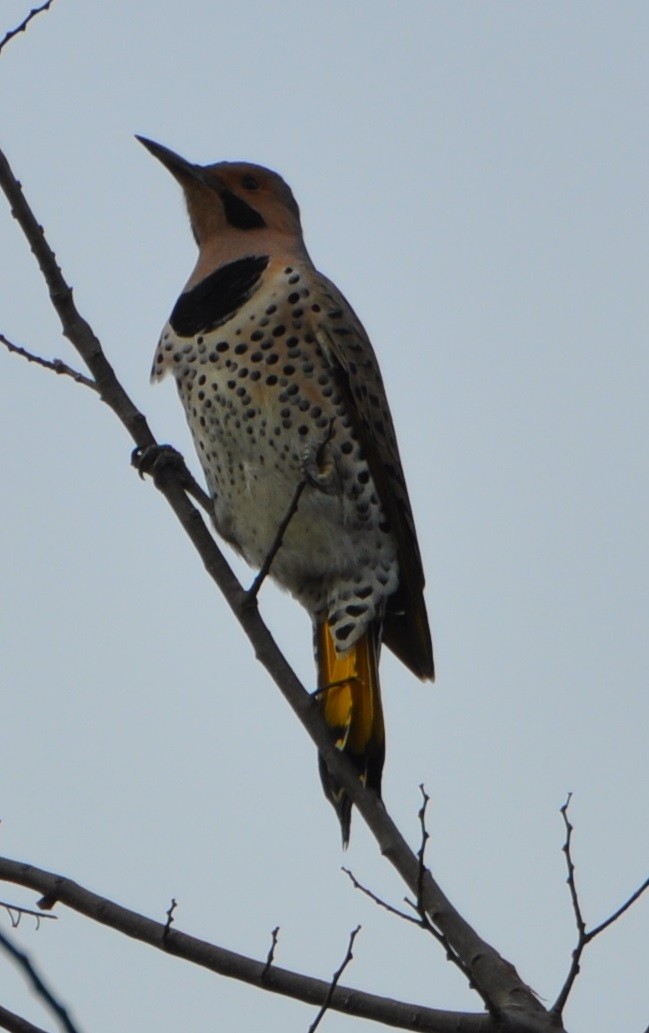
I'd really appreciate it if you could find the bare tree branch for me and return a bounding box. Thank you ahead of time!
[0,929,82,1033]
[0,902,56,930]
[551,795,649,1018]
[0,1002,53,1033]
[0,0,55,56]
[342,867,418,926]
[0,334,98,391]
[0,856,494,1033]
[307,925,361,1033]
[587,877,649,939]
[0,144,555,1027]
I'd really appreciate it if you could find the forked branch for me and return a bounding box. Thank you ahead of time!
[551,794,649,1018]
[0,856,492,1033]
[3,139,646,1033]
[0,141,551,1028]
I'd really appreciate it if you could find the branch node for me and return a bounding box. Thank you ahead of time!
[162,897,177,945]
[260,925,280,981]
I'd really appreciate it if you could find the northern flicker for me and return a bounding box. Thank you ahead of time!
[138,137,434,843]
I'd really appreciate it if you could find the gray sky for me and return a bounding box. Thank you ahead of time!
[1,2,647,1031]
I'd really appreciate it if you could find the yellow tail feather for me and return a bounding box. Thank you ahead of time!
[315,621,385,845]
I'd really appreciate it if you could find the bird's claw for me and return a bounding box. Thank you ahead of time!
[132,444,214,513]
[131,443,185,486]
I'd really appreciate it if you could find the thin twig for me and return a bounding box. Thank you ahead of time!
[307,926,361,1033]
[244,476,307,602]
[0,0,55,56]
[0,928,82,1033]
[561,793,585,936]
[416,783,430,912]
[245,418,336,602]
[551,795,649,1017]
[587,876,649,939]
[342,868,418,925]
[403,788,494,1012]
[0,900,57,929]
[0,334,98,392]
[551,795,585,1015]
[261,926,280,981]
[162,898,177,944]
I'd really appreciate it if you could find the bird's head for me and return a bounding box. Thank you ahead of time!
[137,136,303,249]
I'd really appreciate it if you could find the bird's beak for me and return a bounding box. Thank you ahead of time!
[136,135,215,190]
[137,135,266,231]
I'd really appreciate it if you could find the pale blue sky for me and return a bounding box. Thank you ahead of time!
[1,3,647,1032]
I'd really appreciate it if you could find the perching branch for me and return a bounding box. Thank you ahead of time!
[2,141,647,1033]
[0,141,555,1028]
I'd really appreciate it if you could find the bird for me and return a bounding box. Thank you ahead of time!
[138,137,434,843]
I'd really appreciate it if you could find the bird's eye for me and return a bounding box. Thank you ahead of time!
[241,174,260,191]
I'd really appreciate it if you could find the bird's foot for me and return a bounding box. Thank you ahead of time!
[301,418,339,494]
[131,444,212,512]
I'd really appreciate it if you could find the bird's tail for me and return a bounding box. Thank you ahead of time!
[314,620,385,846]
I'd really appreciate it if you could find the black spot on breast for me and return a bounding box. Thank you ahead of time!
[355,585,373,599]
[170,256,269,337]
[336,623,355,641]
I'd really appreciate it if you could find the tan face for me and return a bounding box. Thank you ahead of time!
[138,137,310,287]
[186,161,302,242]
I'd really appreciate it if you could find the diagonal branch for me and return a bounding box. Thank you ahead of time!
[0,144,566,1032]
[0,1003,53,1033]
[0,0,55,56]
[308,925,361,1033]
[0,929,81,1033]
[587,876,649,939]
[342,867,419,926]
[551,795,649,1017]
